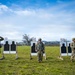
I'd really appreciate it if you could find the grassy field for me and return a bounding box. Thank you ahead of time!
[0,46,75,75]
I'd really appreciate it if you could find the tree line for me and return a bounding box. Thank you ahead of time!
[16,34,60,46]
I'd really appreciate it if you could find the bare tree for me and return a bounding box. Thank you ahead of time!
[23,34,29,45]
[23,34,35,45]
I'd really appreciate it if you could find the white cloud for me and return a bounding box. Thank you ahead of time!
[0,3,75,41]
[0,4,8,11]
[14,10,36,16]
[0,4,13,14]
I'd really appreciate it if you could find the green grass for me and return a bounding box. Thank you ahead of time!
[0,46,75,75]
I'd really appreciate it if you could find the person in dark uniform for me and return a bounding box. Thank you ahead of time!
[0,36,4,50]
[0,36,4,41]
[0,36,4,60]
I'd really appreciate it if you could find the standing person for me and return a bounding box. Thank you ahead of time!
[36,38,44,63]
[0,36,4,60]
[70,38,75,62]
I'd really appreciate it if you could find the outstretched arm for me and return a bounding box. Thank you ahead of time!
[0,36,4,41]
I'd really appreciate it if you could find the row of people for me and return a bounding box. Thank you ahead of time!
[0,36,75,62]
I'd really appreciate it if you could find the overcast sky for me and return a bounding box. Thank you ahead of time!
[0,0,75,41]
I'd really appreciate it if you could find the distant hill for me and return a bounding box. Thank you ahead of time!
[43,41,60,46]
[16,41,60,46]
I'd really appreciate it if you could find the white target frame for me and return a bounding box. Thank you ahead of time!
[3,40,17,54]
[30,41,46,60]
[60,41,67,56]
[2,40,18,59]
